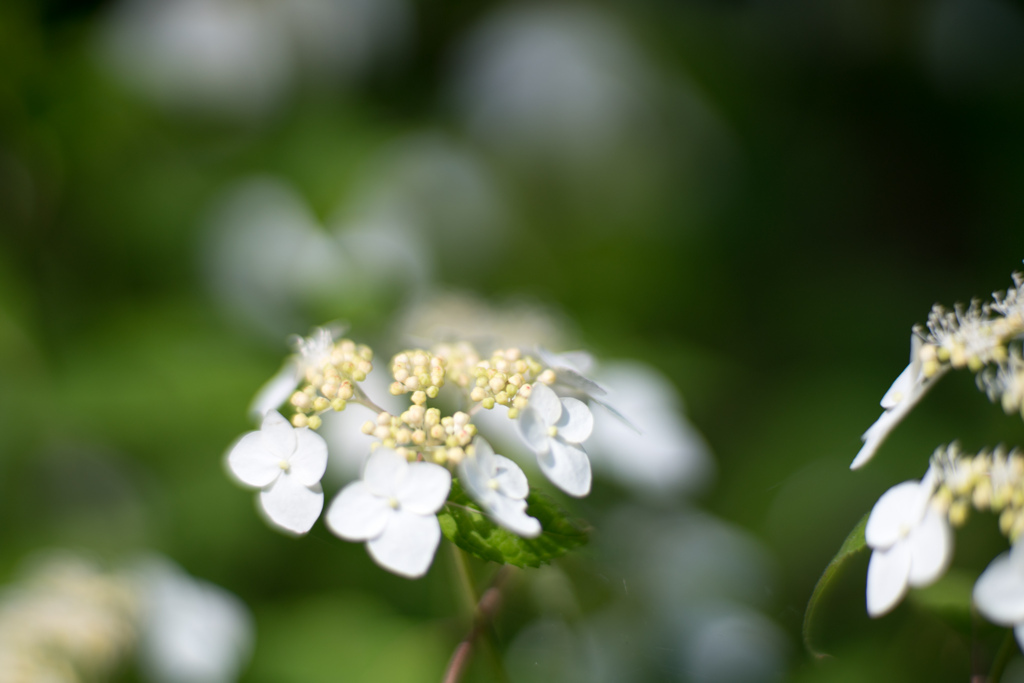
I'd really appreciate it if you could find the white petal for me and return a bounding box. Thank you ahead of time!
[527,382,562,424]
[538,439,591,497]
[259,475,323,534]
[493,455,529,500]
[260,410,297,460]
[473,437,497,471]
[1014,624,1024,652]
[556,397,593,443]
[363,448,407,498]
[397,463,451,515]
[850,365,948,470]
[866,543,911,617]
[486,495,541,538]
[554,368,607,398]
[865,481,925,549]
[880,364,914,409]
[248,361,300,423]
[458,454,492,501]
[367,510,441,578]
[289,428,328,486]
[324,481,391,541]
[974,551,1024,625]
[227,431,281,488]
[518,405,553,453]
[907,509,953,587]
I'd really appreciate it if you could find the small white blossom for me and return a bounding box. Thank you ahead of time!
[325,448,451,578]
[227,410,327,534]
[518,381,593,497]
[864,470,953,617]
[973,540,1024,649]
[459,438,541,537]
[851,335,947,470]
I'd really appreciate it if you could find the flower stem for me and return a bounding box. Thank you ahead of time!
[443,547,512,683]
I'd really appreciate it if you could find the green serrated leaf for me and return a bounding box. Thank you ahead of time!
[803,512,870,659]
[438,480,589,568]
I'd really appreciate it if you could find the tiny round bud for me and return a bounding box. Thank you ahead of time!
[447,447,465,465]
[312,397,330,413]
[291,391,312,409]
[538,369,556,384]
[361,421,375,435]
[482,397,495,410]
[331,398,347,411]
[507,408,519,419]
[307,415,322,430]
[292,414,309,428]
[412,390,427,405]
[426,386,439,398]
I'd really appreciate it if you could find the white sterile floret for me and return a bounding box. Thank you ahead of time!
[325,448,451,578]
[517,381,593,497]
[973,540,1024,648]
[864,470,953,617]
[227,410,328,534]
[459,437,541,537]
[851,335,948,470]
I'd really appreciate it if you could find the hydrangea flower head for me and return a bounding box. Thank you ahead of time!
[326,447,451,578]
[864,470,953,617]
[517,381,593,497]
[459,437,540,537]
[227,410,327,534]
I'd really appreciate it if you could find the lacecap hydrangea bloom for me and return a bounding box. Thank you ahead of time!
[845,265,1024,657]
[226,325,648,578]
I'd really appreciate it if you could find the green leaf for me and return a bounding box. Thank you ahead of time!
[438,480,589,568]
[803,512,870,659]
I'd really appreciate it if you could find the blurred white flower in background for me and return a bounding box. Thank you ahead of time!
[505,507,786,683]
[0,552,253,683]
[97,0,411,117]
[203,178,351,339]
[342,134,509,276]
[586,361,714,497]
[449,5,656,165]
[135,558,254,683]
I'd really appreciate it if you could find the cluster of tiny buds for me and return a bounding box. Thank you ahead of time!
[917,302,1011,376]
[290,338,373,429]
[431,342,481,389]
[389,350,446,402]
[361,408,477,466]
[469,348,548,418]
[930,444,1024,538]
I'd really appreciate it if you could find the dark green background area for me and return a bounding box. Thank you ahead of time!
[1,0,1023,680]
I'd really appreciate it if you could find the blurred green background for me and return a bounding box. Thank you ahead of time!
[2,0,1024,681]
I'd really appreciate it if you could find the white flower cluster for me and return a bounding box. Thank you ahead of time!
[853,266,1024,651]
[864,445,1024,641]
[227,327,612,578]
